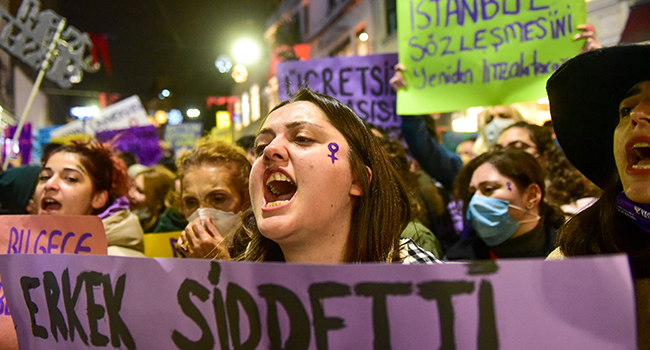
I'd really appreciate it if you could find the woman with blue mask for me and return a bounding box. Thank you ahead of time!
[444,149,565,260]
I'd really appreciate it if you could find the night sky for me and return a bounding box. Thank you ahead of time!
[54,0,280,102]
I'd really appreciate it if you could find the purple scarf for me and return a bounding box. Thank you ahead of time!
[616,192,650,234]
[97,196,130,220]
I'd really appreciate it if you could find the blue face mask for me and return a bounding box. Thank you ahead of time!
[466,195,540,247]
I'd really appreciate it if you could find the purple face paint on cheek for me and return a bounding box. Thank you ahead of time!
[507,181,512,191]
[328,142,339,164]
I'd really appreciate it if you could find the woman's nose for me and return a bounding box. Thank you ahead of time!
[43,176,59,191]
[263,139,288,162]
[630,102,650,127]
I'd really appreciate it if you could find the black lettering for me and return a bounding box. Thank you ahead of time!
[21,276,48,339]
[226,283,261,350]
[384,60,390,95]
[355,66,369,95]
[259,284,310,350]
[209,262,230,350]
[284,76,294,98]
[376,101,392,122]
[417,281,475,350]
[322,68,336,96]
[81,271,109,346]
[355,283,412,350]
[478,280,498,349]
[61,269,88,345]
[172,279,214,350]
[370,66,383,96]
[309,282,351,350]
[305,70,318,90]
[103,274,135,350]
[339,67,353,96]
[43,271,68,341]
[357,100,370,122]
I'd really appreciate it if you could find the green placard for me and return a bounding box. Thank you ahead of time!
[397,0,586,114]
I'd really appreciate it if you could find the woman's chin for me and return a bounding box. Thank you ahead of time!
[624,187,650,204]
[258,218,294,242]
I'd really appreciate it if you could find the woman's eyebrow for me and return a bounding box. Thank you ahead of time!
[285,120,324,130]
[623,87,642,100]
[257,120,324,138]
[60,166,85,175]
[478,181,501,188]
[74,165,87,174]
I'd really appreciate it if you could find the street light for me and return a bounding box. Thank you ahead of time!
[187,108,200,118]
[232,38,260,65]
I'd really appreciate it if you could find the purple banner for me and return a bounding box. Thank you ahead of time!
[0,254,636,349]
[276,53,400,128]
[96,125,161,166]
[164,122,204,151]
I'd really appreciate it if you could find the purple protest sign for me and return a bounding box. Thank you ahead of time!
[276,53,400,128]
[0,254,636,349]
[96,125,161,166]
[164,122,204,152]
[0,215,108,350]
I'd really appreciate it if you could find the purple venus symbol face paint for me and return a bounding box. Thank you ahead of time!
[328,142,339,164]
[507,181,512,191]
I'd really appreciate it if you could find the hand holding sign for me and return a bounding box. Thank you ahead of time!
[575,24,602,54]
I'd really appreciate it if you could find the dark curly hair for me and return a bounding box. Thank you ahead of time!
[499,122,601,206]
[455,149,566,230]
[42,139,130,214]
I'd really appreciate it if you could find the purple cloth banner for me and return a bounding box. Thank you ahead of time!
[0,254,636,350]
[95,125,161,166]
[276,53,400,128]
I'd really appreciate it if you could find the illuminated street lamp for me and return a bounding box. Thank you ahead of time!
[187,108,201,118]
[232,38,260,65]
[358,32,369,42]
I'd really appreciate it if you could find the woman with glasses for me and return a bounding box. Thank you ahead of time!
[444,149,565,261]
[494,122,601,212]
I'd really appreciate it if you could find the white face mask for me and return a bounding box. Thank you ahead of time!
[187,208,242,238]
[484,118,516,147]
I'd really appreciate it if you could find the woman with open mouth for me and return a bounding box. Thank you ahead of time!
[240,89,440,264]
[34,140,145,257]
[546,44,650,348]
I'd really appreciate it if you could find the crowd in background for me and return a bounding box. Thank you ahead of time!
[1,24,650,346]
[0,89,601,262]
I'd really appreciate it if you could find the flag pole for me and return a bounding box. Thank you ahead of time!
[2,18,67,170]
